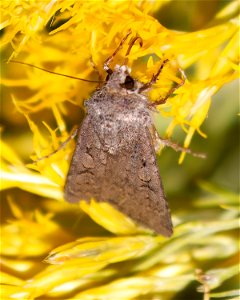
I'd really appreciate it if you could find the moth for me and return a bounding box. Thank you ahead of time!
[64,32,188,237]
[9,31,194,237]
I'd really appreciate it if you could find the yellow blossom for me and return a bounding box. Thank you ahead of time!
[1,1,239,299]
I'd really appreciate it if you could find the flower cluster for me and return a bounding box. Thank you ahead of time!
[1,0,239,299]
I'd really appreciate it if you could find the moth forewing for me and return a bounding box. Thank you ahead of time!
[64,65,173,237]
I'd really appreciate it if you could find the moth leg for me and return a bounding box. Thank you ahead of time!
[104,29,132,74]
[139,59,169,93]
[149,68,186,107]
[34,127,79,162]
[123,35,143,65]
[153,129,206,158]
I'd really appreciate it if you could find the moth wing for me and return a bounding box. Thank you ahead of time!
[64,116,173,237]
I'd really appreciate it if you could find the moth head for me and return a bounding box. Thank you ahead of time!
[106,65,138,92]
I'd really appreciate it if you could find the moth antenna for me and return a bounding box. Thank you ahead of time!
[104,29,132,75]
[123,35,143,66]
[6,60,104,83]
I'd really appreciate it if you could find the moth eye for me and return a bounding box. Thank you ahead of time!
[121,75,134,90]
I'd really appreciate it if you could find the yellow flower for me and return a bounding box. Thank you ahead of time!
[1,0,239,299]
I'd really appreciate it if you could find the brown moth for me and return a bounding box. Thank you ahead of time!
[64,32,186,237]
[8,32,204,236]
